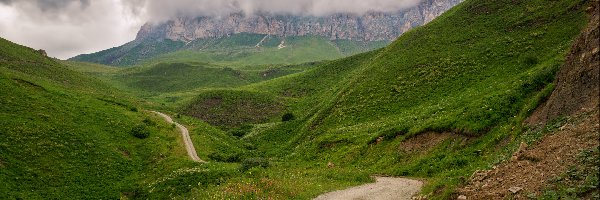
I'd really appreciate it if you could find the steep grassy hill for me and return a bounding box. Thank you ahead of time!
[0,38,246,199]
[177,0,593,198]
[71,33,388,67]
[245,0,588,143]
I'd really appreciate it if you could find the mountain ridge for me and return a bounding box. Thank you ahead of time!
[70,0,463,66]
[136,0,463,42]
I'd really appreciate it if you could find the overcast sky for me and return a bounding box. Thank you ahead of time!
[0,0,421,59]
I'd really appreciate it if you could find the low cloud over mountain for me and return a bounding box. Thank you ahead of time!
[0,0,423,59]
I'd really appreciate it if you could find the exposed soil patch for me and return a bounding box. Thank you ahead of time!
[201,97,223,108]
[183,90,283,128]
[399,132,466,154]
[459,5,600,198]
[458,110,599,199]
[527,1,599,126]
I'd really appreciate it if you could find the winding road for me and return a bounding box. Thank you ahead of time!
[151,111,206,163]
[152,111,421,199]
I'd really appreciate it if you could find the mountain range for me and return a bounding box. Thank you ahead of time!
[71,0,462,66]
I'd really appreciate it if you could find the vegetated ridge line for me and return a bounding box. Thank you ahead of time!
[151,111,206,163]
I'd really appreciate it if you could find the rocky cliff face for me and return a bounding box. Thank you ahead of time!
[527,1,599,125]
[136,0,463,42]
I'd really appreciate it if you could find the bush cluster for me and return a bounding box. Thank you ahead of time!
[229,124,253,137]
[240,157,270,171]
[130,125,150,139]
[282,112,295,122]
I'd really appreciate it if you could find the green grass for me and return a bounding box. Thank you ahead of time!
[71,33,388,67]
[1,0,594,199]
[70,39,185,66]
[0,37,245,199]
[200,0,589,198]
[61,60,120,74]
[114,62,311,94]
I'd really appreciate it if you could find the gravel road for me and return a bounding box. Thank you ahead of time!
[314,177,423,200]
[152,111,205,163]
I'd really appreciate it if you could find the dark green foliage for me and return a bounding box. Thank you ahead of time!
[208,152,241,162]
[523,56,539,66]
[240,157,270,171]
[143,118,157,126]
[281,112,295,122]
[131,125,150,139]
[229,124,254,137]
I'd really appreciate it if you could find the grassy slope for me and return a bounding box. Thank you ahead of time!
[71,33,388,67]
[114,62,314,94]
[80,61,319,113]
[191,0,589,198]
[70,39,185,66]
[248,0,587,146]
[17,0,589,198]
[0,38,246,199]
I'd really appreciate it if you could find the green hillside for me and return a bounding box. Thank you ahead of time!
[2,0,595,199]
[0,38,245,199]
[175,0,591,198]
[115,62,315,93]
[247,0,587,140]
[70,33,388,67]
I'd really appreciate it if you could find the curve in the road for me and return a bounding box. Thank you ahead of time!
[152,111,206,163]
[314,177,423,200]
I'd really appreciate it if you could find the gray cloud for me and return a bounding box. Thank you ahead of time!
[0,0,91,11]
[36,0,91,11]
[0,0,422,59]
[130,0,422,22]
[0,0,143,59]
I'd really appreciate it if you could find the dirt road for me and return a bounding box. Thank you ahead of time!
[152,111,206,163]
[314,177,423,200]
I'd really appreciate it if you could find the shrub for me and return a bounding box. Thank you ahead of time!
[131,125,150,139]
[282,112,295,122]
[523,56,539,66]
[142,118,156,126]
[240,157,270,171]
[229,124,253,137]
[208,152,241,162]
